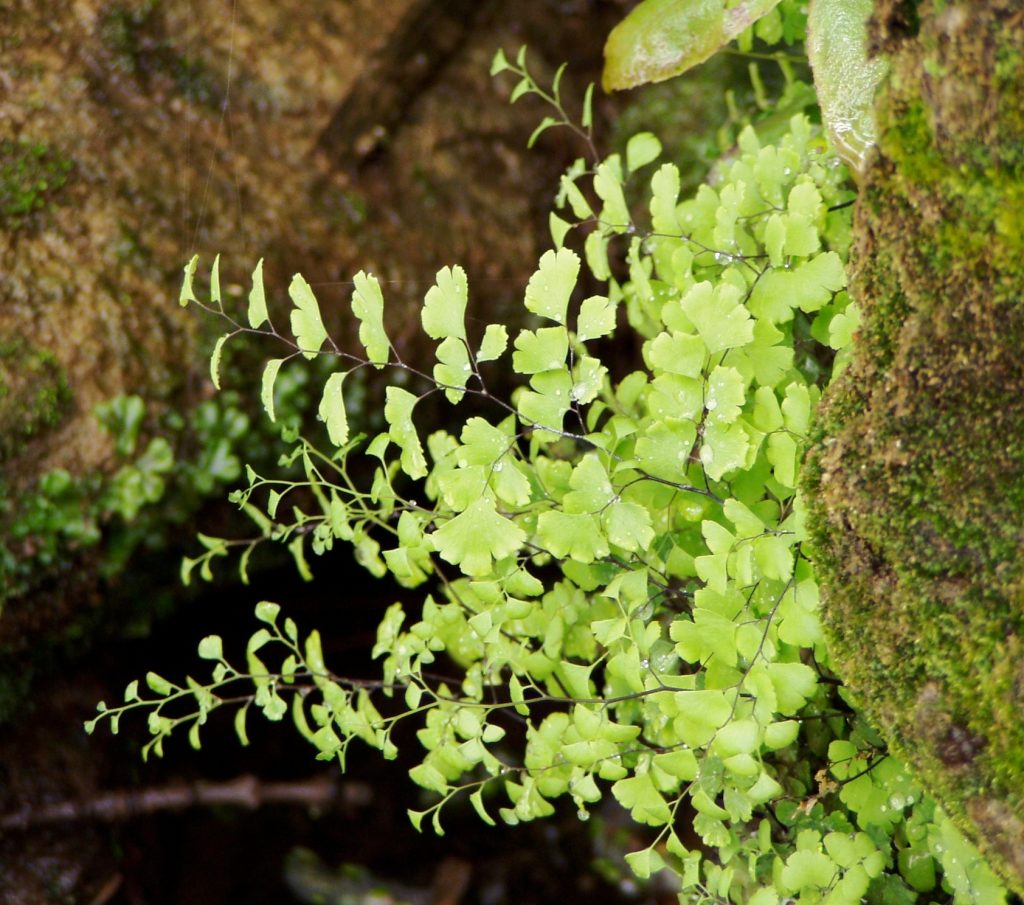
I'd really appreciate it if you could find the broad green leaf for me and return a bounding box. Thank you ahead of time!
[512,326,568,374]
[594,157,630,228]
[318,372,349,447]
[571,356,606,405]
[808,0,888,172]
[626,132,661,172]
[289,274,328,360]
[624,847,666,878]
[352,270,390,367]
[524,248,580,325]
[434,336,471,403]
[422,265,468,341]
[705,366,746,424]
[754,534,793,581]
[767,661,818,714]
[635,420,698,480]
[650,163,682,235]
[646,331,706,378]
[384,387,427,479]
[681,281,754,354]
[603,0,782,91]
[602,500,654,552]
[517,387,569,436]
[209,333,230,390]
[431,497,526,577]
[477,324,508,362]
[673,689,732,747]
[260,358,284,422]
[180,254,198,306]
[700,420,751,481]
[768,431,798,488]
[248,258,268,328]
[612,773,672,826]
[576,295,616,342]
[781,849,837,891]
[197,635,223,660]
[537,510,609,563]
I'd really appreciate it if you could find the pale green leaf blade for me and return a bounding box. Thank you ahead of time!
[430,497,526,577]
[626,132,662,172]
[289,274,328,360]
[319,372,349,447]
[352,270,390,368]
[261,358,284,422]
[576,295,616,342]
[433,336,471,404]
[180,254,199,307]
[525,248,580,325]
[384,386,427,479]
[248,257,268,328]
[477,324,508,362]
[209,333,230,390]
[421,265,468,341]
[210,254,222,304]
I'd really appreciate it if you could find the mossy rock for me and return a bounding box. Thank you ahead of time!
[0,339,71,462]
[805,0,1024,892]
[0,139,72,232]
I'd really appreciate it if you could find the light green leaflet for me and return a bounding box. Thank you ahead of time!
[180,254,199,306]
[260,358,284,422]
[383,386,427,479]
[209,333,230,390]
[352,271,390,367]
[602,0,782,91]
[319,372,349,447]
[524,248,580,325]
[248,258,268,329]
[477,324,508,362]
[422,265,468,341]
[289,274,328,360]
[430,497,526,577]
[576,296,616,342]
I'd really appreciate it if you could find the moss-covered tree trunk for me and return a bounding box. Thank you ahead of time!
[806,0,1024,892]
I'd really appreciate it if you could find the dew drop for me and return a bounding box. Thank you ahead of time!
[783,167,792,176]
[700,446,714,464]
[706,399,718,411]
[640,659,650,669]
[493,461,504,472]
[577,809,590,821]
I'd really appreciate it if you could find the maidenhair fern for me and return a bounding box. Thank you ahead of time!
[89,50,1006,905]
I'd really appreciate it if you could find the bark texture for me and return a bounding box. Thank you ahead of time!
[805,0,1024,892]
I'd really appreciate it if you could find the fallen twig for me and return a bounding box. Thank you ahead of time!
[0,773,371,831]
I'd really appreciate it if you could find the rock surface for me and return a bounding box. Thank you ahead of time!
[805,0,1024,892]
